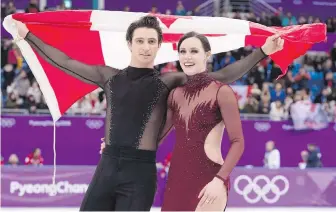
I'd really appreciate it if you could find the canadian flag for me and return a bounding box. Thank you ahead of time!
[2,10,326,121]
[231,85,252,109]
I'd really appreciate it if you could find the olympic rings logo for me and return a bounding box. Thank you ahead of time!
[254,122,271,132]
[1,118,16,128]
[85,119,104,129]
[234,175,289,204]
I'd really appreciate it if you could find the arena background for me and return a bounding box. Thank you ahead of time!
[1,0,336,211]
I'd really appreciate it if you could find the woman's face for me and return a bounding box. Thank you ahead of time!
[178,37,210,76]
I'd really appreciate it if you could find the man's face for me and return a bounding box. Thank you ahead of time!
[266,142,274,151]
[128,27,161,68]
[34,149,41,157]
[308,145,315,152]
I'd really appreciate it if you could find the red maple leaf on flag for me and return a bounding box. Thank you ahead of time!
[150,14,225,50]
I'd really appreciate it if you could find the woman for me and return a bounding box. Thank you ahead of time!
[100,32,284,211]
[159,31,245,211]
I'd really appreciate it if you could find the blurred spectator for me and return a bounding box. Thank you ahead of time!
[263,140,281,169]
[283,95,293,116]
[193,6,201,16]
[1,155,4,165]
[69,91,105,114]
[247,12,257,23]
[25,148,44,166]
[301,88,312,102]
[1,39,13,68]
[307,15,314,24]
[258,83,271,114]
[331,42,336,65]
[25,0,39,13]
[270,12,282,26]
[8,70,31,103]
[326,18,335,32]
[157,152,172,178]
[242,96,258,113]
[124,6,130,12]
[8,154,19,166]
[2,64,15,93]
[56,2,67,10]
[286,87,294,99]
[5,92,19,108]
[284,70,295,88]
[161,62,178,73]
[314,87,332,103]
[324,71,336,88]
[259,98,270,114]
[268,64,282,83]
[1,1,16,18]
[246,66,263,88]
[270,100,285,121]
[149,5,158,14]
[281,12,297,26]
[175,1,186,16]
[26,81,42,104]
[298,150,308,169]
[258,12,270,26]
[294,68,311,90]
[250,83,261,99]
[298,15,307,25]
[293,92,303,103]
[306,144,322,168]
[270,82,286,103]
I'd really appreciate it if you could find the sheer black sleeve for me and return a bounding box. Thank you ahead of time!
[24,32,120,87]
[158,89,176,145]
[160,72,187,90]
[209,48,267,84]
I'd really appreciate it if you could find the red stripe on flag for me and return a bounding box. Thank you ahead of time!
[12,11,93,28]
[14,11,102,115]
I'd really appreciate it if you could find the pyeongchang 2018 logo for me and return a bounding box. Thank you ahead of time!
[85,119,104,130]
[1,118,16,128]
[254,122,271,132]
[10,181,89,197]
[234,175,289,204]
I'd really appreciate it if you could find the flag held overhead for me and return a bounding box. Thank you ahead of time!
[3,10,327,122]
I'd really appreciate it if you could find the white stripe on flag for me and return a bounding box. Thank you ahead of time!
[90,10,251,34]
[154,43,178,66]
[167,16,252,34]
[3,15,61,121]
[98,31,132,69]
[90,10,148,32]
[207,34,247,54]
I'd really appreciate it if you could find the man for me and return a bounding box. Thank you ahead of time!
[15,15,283,211]
[306,143,322,168]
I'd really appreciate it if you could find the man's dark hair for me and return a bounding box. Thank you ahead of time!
[177,31,211,52]
[126,15,163,44]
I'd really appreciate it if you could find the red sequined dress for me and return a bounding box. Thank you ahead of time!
[161,72,244,211]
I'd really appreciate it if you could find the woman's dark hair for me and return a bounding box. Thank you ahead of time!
[177,31,211,52]
[126,15,163,44]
